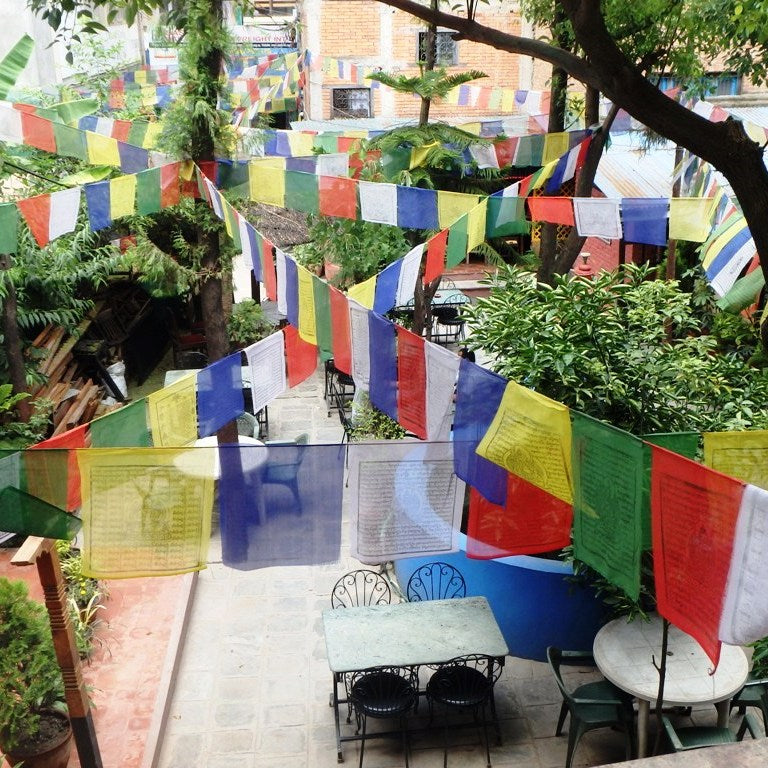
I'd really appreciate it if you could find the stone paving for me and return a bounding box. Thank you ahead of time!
[154,369,736,768]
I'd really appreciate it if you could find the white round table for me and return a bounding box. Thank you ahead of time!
[593,614,748,757]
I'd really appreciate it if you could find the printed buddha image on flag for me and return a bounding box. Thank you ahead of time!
[77,448,214,578]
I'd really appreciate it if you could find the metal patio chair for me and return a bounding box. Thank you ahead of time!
[406,562,466,602]
[331,569,392,609]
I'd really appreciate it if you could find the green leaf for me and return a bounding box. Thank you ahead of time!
[0,35,34,101]
[58,166,114,186]
[46,98,100,124]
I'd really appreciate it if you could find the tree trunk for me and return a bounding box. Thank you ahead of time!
[412,273,441,339]
[419,0,438,127]
[585,84,599,127]
[0,254,31,421]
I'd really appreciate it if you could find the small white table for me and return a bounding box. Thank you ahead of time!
[323,596,508,762]
[593,615,749,758]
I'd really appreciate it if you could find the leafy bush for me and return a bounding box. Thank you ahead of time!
[227,299,274,348]
[348,394,407,441]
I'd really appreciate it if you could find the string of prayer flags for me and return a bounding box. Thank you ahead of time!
[424,230,449,284]
[651,445,743,667]
[284,254,299,327]
[147,373,198,447]
[89,399,152,448]
[374,258,402,315]
[349,300,371,389]
[396,327,427,440]
[219,443,344,569]
[453,359,508,505]
[77,448,214,578]
[703,429,768,490]
[465,472,573,559]
[16,187,81,247]
[476,380,573,504]
[397,185,439,230]
[368,313,398,422]
[261,237,278,301]
[283,324,318,388]
[329,286,352,374]
[347,275,376,310]
[397,244,424,306]
[668,197,716,242]
[319,175,357,219]
[358,180,398,226]
[297,263,317,345]
[349,441,464,563]
[0,486,81,540]
[312,274,334,361]
[196,353,245,437]
[526,196,575,227]
[425,343,460,442]
[571,412,646,600]
[244,331,287,415]
[573,198,623,240]
[620,198,669,246]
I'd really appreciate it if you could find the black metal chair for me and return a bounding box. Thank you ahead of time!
[325,358,356,416]
[347,665,418,768]
[262,433,309,512]
[331,569,392,609]
[547,647,634,768]
[406,562,466,602]
[426,654,503,768]
[432,304,466,345]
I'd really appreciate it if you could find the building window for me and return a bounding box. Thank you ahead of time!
[657,72,741,97]
[417,30,458,66]
[331,88,372,118]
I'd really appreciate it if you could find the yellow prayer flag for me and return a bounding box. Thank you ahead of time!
[180,160,195,181]
[77,447,214,578]
[529,160,558,191]
[668,198,715,242]
[249,158,286,207]
[134,70,148,85]
[410,141,439,169]
[438,190,481,229]
[110,174,137,220]
[744,120,765,144]
[500,89,515,113]
[86,131,121,167]
[147,374,198,447]
[467,199,488,251]
[476,380,573,503]
[703,430,768,490]
[445,87,460,105]
[347,275,376,309]
[286,131,314,156]
[542,132,570,164]
[462,123,482,136]
[140,84,156,107]
[144,121,162,149]
[297,265,317,345]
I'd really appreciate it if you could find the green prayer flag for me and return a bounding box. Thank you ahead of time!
[380,147,412,178]
[445,216,469,268]
[315,134,339,154]
[486,196,530,237]
[218,162,250,192]
[224,202,242,251]
[21,449,69,511]
[312,275,333,361]
[0,486,81,540]
[90,399,152,448]
[52,122,89,162]
[716,268,765,313]
[285,170,319,214]
[642,431,700,460]
[0,203,18,254]
[127,121,150,148]
[572,411,645,601]
[136,167,162,215]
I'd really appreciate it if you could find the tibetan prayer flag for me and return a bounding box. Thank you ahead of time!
[77,448,213,578]
[396,327,426,439]
[703,429,768,490]
[0,104,23,144]
[621,198,669,246]
[284,254,299,327]
[117,142,150,174]
[359,181,398,226]
[0,203,19,253]
[468,144,500,170]
[329,286,352,374]
[486,195,529,237]
[669,198,715,242]
[347,275,376,310]
[642,431,699,460]
[52,122,87,161]
[571,412,645,600]
[90,399,152,447]
[312,276,333,361]
[573,198,622,239]
[244,331,286,414]
[453,359,508,505]
[275,249,287,315]
[527,196,575,227]
[396,186,438,230]
[374,258,401,315]
[542,131,569,164]
[368,313,398,421]
[396,244,424,307]
[445,216,468,268]
[283,324,318,387]
[248,158,285,207]
[284,170,319,213]
[147,373,198,447]
[651,445,742,667]
[438,191,480,229]
[425,343,460,442]
[110,173,137,220]
[84,180,112,231]
[20,111,56,153]
[467,200,487,251]
[85,131,121,167]
[222,200,242,251]
[494,137,518,168]
[17,187,80,247]
[349,300,371,389]
[0,485,81,540]
[196,353,245,437]
[261,237,277,301]
[465,475,572,559]
[424,230,448,284]
[297,264,317,345]
[477,381,572,504]
[319,175,357,219]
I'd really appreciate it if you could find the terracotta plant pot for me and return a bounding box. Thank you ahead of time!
[3,711,73,768]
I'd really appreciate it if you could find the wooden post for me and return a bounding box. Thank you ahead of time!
[12,537,103,768]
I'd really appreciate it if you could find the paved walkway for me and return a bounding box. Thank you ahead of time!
[154,369,726,768]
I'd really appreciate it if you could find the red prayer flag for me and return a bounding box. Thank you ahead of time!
[575,136,591,171]
[494,138,518,168]
[261,237,278,301]
[466,474,573,559]
[396,327,427,439]
[424,229,448,285]
[17,194,51,247]
[111,119,132,143]
[283,324,318,387]
[651,445,743,668]
[329,286,352,374]
[526,196,575,226]
[319,176,357,219]
[29,423,90,511]
[161,162,182,207]
[20,112,56,153]
[477,88,491,109]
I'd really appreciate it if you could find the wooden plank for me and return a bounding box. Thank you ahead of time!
[11,536,50,565]
[40,304,101,378]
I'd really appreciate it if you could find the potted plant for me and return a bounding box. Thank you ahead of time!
[0,577,72,768]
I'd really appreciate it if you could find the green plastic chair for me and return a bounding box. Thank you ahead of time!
[729,675,768,735]
[263,433,309,511]
[662,712,761,751]
[546,647,635,768]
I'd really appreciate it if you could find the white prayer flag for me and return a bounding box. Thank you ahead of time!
[49,188,81,242]
[244,331,287,414]
[469,144,500,169]
[0,102,22,143]
[573,198,623,239]
[238,216,253,269]
[349,300,370,390]
[317,153,349,178]
[395,243,425,307]
[425,342,461,441]
[276,248,288,316]
[358,181,398,225]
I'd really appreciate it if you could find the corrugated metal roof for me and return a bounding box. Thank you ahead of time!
[725,106,768,129]
[594,138,676,198]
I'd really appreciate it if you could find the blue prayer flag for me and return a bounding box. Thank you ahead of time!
[396,186,439,230]
[284,254,299,327]
[84,181,112,231]
[368,313,398,422]
[373,259,402,314]
[621,198,669,246]
[196,353,245,437]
